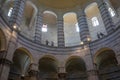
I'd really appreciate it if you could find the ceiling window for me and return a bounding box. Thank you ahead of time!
[75,23,79,32]
[92,17,99,27]
[42,24,47,32]
[108,8,115,17]
[8,7,13,17]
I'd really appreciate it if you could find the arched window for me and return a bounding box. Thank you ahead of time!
[42,24,47,32]
[75,23,79,32]
[8,7,13,17]
[91,17,99,26]
[108,8,115,17]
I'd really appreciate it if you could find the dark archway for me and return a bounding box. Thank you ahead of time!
[39,56,58,80]
[8,48,32,80]
[94,49,120,80]
[65,56,87,80]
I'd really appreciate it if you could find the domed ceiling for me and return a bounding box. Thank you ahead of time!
[37,0,91,9]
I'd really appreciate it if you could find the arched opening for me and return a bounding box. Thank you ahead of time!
[85,2,107,41]
[0,0,14,21]
[20,1,37,39]
[63,12,80,46]
[8,48,32,80]
[22,1,37,27]
[39,56,58,80]
[65,56,87,80]
[41,11,57,46]
[94,48,120,80]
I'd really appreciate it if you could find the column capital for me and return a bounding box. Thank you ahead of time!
[0,58,12,66]
[28,63,39,77]
[58,67,66,73]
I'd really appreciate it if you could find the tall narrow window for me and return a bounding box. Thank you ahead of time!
[75,23,79,32]
[108,8,115,17]
[8,7,13,17]
[92,17,99,26]
[42,24,47,32]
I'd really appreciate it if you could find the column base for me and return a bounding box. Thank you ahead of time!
[58,73,67,80]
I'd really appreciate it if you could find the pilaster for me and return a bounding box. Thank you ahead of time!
[28,63,39,80]
[34,10,43,43]
[96,0,114,34]
[57,13,65,47]
[9,0,26,27]
[77,10,90,42]
[0,51,12,80]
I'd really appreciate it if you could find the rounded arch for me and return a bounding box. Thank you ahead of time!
[41,10,58,46]
[8,47,33,79]
[65,56,87,80]
[39,55,58,72]
[94,47,117,69]
[39,55,58,79]
[65,56,86,72]
[84,2,107,41]
[15,47,34,63]
[63,12,80,46]
[0,28,6,51]
[40,54,58,62]
[94,47,115,63]
[2,0,14,18]
[43,10,57,18]
[94,48,120,80]
[23,1,37,27]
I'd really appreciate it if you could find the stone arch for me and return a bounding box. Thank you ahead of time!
[1,0,14,18]
[8,47,33,80]
[0,28,6,51]
[94,47,120,80]
[85,2,107,41]
[39,55,58,79]
[63,12,80,46]
[15,47,34,62]
[93,47,115,64]
[65,56,87,80]
[23,1,37,27]
[43,10,57,18]
[41,10,58,46]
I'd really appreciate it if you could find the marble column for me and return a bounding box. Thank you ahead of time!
[57,14,65,47]
[0,51,12,80]
[28,63,39,80]
[34,10,43,43]
[96,0,114,34]
[77,10,90,42]
[9,0,26,28]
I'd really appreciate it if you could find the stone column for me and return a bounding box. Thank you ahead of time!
[28,63,39,80]
[0,51,12,80]
[58,67,66,80]
[57,14,65,47]
[77,10,90,42]
[96,0,114,34]
[9,0,26,27]
[84,46,99,80]
[34,10,43,43]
